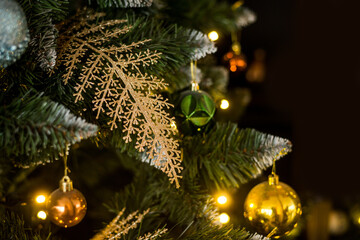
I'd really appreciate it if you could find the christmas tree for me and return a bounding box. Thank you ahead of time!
[0,0,302,239]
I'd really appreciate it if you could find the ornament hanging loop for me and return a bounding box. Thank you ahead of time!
[190,60,199,91]
[269,147,287,185]
[61,144,73,192]
[63,146,71,177]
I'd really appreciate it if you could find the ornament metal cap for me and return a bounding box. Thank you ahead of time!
[268,174,279,185]
[60,176,73,192]
[191,82,199,91]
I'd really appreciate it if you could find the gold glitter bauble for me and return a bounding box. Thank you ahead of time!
[244,175,302,238]
[47,176,87,228]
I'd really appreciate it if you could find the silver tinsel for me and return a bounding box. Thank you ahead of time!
[188,30,217,61]
[0,0,30,68]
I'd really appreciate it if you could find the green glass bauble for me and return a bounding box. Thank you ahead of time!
[175,90,215,135]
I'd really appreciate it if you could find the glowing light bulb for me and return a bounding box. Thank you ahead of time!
[37,211,47,220]
[208,31,219,41]
[219,213,230,224]
[220,99,229,110]
[217,196,228,205]
[35,195,46,203]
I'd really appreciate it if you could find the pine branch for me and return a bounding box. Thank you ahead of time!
[54,10,182,187]
[19,0,69,71]
[0,92,98,167]
[234,7,257,28]
[182,224,265,240]
[110,12,214,71]
[90,0,153,8]
[105,157,269,240]
[248,233,270,240]
[28,24,58,72]
[186,30,217,61]
[0,211,47,240]
[47,10,216,104]
[181,122,292,189]
[155,0,239,33]
[91,208,168,240]
[50,9,219,139]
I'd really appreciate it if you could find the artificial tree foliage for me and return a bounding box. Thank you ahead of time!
[0,0,283,239]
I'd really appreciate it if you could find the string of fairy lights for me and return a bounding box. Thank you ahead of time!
[33,192,360,228]
[215,193,231,224]
[34,194,47,220]
[33,193,233,224]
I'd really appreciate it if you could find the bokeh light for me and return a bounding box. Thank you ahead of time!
[35,195,46,203]
[220,99,229,110]
[219,213,230,224]
[208,31,219,41]
[37,211,47,220]
[217,195,228,205]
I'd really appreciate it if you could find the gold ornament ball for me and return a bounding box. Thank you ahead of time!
[244,175,302,238]
[47,176,87,228]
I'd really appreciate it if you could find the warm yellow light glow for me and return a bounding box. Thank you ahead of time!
[288,204,295,211]
[217,196,228,205]
[260,208,273,216]
[358,217,360,225]
[35,195,46,203]
[170,121,177,130]
[219,213,230,224]
[232,1,244,10]
[249,203,254,208]
[37,211,47,220]
[54,206,65,213]
[220,99,229,110]
[208,31,219,41]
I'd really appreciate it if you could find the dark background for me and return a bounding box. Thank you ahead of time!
[227,0,360,200]
[217,0,360,238]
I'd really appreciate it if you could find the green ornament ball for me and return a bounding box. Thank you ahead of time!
[175,90,216,135]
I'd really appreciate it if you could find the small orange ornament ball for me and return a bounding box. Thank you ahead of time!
[47,176,87,228]
[244,174,302,238]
